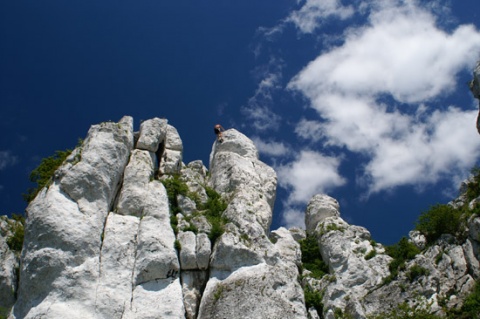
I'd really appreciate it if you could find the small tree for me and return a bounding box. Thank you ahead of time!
[415,204,463,243]
[6,214,25,252]
[384,237,420,283]
[22,149,72,203]
[300,234,329,279]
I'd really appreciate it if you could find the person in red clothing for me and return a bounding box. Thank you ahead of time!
[214,124,225,142]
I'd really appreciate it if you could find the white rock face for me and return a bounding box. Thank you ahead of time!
[10,117,185,319]
[305,194,340,234]
[95,213,139,318]
[198,128,306,319]
[471,61,480,134]
[198,263,305,319]
[179,231,198,270]
[123,278,185,319]
[159,124,183,175]
[0,217,20,312]
[136,117,167,151]
[313,215,391,317]
[13,117,134,319]
[7,115,479,319]
[305,191,480,318]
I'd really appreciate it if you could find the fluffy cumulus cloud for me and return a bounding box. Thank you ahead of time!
[288,0,480,195]
[0,150,17,171]
[276,150,346,204]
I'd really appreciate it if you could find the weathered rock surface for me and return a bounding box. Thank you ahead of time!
[197,129,306,319]
[304,192,480,318]
[1,115,479,319]
[0,217,20,312]
[470,61,480,134]
[2,119,307,319]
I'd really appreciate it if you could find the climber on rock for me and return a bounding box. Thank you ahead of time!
[214,124,225,143]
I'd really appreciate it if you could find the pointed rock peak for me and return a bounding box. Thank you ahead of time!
[211,128,259,160]
[305,194,340,234]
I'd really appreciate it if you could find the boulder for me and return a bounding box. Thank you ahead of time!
[136,118,167,152]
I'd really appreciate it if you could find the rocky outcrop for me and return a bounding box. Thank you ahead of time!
[303,193,480,318]
[470,61,480,134]
[1,115,479,318]
[0,217,21,313]
[198,129,305,319]
[3,118,306,319]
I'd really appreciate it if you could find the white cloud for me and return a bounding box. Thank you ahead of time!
[287,0,480,194]
[290,7,480,103]
[242,57,284,132]
[0,151,17,170]
[276,150,346,204]
[281,206,305,229]
[252,137,291,157]
[288,0,355,34]
[363,107,480,193]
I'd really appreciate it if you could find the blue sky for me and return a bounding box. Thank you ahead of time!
[1,0,480,245]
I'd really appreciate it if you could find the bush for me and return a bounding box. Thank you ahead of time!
[200,187,228,244]
[369,302,442,319]
[448,281,480,319]
[161,174,189,215]
[300,234,329,279]
[384,237,420,284]
[365,249,377,260]
[22,149,72,203]
[415,204,463,243]
[406,264,429,282]
[0,306,9,319]
[6,214,25,252]
[304,285,323,315]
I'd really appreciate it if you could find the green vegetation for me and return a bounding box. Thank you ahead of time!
[370,282,480,319]
[368,302,442,319]
[365,249,377,260]
[334,307,354,319]
[304,285,324,315]
[406,264,430,282]
[199,187,228,243]
[174,239,181,251]
[383,237,421,284]
[411,165,480,247]
[161,176,228,244]
[446,281,480,319]
[22,149,73,203]
[0,307,9,319]
[415,204,464,243]
[465,166,480,202]
[213,284,224,301]
[300,234,329,279]
[161,174,189,215]
[6,214,25,252]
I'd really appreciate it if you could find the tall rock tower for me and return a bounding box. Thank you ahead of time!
[9,116,306,319]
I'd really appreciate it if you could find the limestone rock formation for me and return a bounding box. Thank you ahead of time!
[303,193,480,318]
[2,117,306,319]
[0,216,21,313]
[1,114,479,318]
[470,61,480,134]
